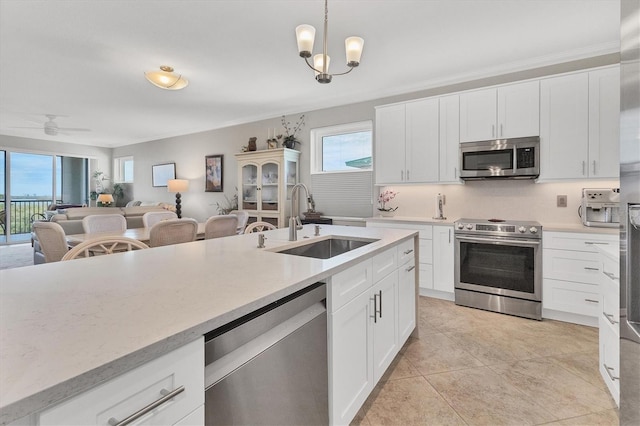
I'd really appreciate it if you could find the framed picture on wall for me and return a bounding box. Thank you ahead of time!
[152,163,176,187]
[205,154,223,192]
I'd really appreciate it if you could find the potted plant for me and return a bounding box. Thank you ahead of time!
[279,114,305,149]
[378,190,399,216]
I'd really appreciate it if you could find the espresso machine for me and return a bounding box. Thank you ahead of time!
[580,188,620,228]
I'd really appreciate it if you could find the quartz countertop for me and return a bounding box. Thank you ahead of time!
[366,216,619,234]
[0,225,417,424]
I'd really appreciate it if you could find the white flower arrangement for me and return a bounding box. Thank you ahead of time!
[378,190,399,212]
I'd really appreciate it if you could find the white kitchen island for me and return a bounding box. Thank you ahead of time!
[0,225,417,425]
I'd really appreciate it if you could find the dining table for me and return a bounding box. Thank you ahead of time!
[66,223,207,246]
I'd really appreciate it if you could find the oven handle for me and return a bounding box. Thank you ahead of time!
[455,235,541,246]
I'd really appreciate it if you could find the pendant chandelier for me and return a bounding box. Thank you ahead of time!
[295,0,364,84]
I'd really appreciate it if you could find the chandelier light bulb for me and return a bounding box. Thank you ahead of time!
[345,37,364,67]
[295,25,316,58]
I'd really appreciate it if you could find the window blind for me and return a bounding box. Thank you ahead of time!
[310,171,372,218]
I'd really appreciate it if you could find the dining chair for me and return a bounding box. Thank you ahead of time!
[62,236,148,260]
[244,221,277,234]
[149,218,198,247]
[229,210,249,234]
[142,211,178,228]
[204,215,238,239]
[32,221,69,263]
[82,214,127,234]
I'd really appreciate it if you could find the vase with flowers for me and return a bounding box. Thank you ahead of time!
[378,189,399,216]
[279,114,305,149]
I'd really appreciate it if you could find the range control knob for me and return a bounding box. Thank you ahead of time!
[457,223,465,230]
[466,223,474,230]
[518,226,526,233]
[529,226,539,234]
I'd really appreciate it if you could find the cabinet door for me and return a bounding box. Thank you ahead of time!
[589,67,620,178]
[432,226,454,293]
[406,98,439,182]
[439,95,461,182]
[372,271,398,383]
[375,104,406,184]
[329,290,374,425]
[240,162,259,211]
[460,88,497,142]
[497,81,540,138]
[260,160,280,213]
[398,259,416,346]
[539,73,589,179]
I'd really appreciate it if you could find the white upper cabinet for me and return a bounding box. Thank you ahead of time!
[460,80,540,142]
[439,95,461,183]
[539,66,619,180]
[375,98,439,184]
[588,67,620,178]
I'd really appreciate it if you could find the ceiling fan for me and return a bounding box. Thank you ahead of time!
[12,114,91,136]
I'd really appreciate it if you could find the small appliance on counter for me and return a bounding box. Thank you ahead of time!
[433,193,446,220]
[579,188,620,228]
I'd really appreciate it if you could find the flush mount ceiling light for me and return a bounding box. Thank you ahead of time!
[295,0,364,84]
[144,65,189,90]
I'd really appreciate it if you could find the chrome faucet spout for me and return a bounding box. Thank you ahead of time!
[290,183,311,240]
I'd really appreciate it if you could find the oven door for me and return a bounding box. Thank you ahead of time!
[460,147,515,178]
[455,234,541,301]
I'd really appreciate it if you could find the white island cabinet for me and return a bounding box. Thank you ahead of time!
[328,238,416,425]
[0,225,418,426]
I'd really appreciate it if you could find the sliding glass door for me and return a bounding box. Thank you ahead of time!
[1,151,88,244]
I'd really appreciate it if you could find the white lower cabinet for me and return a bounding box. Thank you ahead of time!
[598,248,620,406]
[329,239,416,425]
[39,338,204,426]
[542,231,618,326]
[432,225,454,294]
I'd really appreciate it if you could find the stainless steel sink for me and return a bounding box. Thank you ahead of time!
[275,237,378,259]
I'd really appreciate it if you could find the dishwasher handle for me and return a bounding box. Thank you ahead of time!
[204,302,326,389]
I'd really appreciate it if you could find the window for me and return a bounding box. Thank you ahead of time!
[311,121,372,174]
[309,121,373,217]
[113,156,134,183]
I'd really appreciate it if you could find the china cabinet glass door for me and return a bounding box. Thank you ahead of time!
[241,163,258,210]
[260,161,279,212]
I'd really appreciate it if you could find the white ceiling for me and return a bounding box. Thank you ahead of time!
[0,0,620,148]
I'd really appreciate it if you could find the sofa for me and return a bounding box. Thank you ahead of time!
[32,203,175,264]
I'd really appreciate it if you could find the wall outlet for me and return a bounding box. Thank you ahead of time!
[557,195,568,208]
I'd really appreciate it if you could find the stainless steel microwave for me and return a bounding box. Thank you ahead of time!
[459,136,540,180]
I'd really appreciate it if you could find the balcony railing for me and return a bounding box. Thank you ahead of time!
[0,199,54,235]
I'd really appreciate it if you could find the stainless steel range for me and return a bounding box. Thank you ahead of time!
[454,218,542,320]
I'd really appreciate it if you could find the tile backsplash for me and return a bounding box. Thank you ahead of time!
[378,179,620,225]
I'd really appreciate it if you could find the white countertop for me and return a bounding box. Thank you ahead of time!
[366,215,619,234]
[0,225,416,424]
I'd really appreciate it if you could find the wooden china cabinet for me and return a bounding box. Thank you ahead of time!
[235,148,300,228]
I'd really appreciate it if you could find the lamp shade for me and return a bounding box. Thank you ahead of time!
[144,66,189,90]
[295,25,315,57]
[167,179,189,193]
[97,194,114,203]
[313,54,330,76]
[345,37,364,67]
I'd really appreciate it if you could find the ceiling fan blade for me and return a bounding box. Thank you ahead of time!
[58,128,91,132]
[9,126,44,129]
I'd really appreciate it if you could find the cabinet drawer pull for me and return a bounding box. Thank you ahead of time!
[584,298,599,303]
[603,312,619,325]
[491,124,495,138]
[603,271,618,280]
[583,267,600,271]
[403,249,414,255]
[407,170,410,181]
[372,293,378,323]
[378,290,383,319]
[603,363,619,381]
[406,265,416,272]
[584,241,609,245]
[108,385,185,426]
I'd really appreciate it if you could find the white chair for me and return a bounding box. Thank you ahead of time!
[62,236,148,260]
[32,221,69,263]
[244,221,277,234]
[204,215,238,239]
[82,214,127,234]
[142,211,178,228]
[149,218,198,247]
[229,210,249,234]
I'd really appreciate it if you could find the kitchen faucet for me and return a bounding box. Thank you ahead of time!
[289,183,312,241]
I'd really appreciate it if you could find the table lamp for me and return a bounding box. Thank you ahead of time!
[97,193,114,207]
[167,179,189,218]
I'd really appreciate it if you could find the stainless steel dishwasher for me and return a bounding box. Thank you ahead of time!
[204,282,328,425]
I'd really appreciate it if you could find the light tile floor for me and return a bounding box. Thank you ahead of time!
[353,296,619,426]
